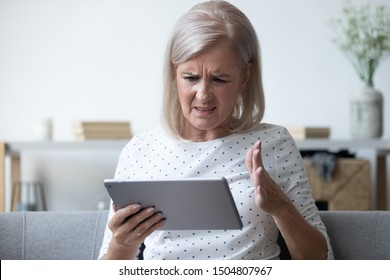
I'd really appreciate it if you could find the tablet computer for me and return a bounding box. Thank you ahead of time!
[104,177,242,230]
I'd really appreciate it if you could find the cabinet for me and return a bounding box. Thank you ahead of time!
[295,139,390,210]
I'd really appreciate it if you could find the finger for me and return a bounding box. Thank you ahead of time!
[112,203,118,212]
[132,212,166,238]
[141,217,167,237]
[109,204,141,229]
[254,167,267,208]
[252,141,261,171]
[110,207,158,242]
[253,166,262,190]
[257,141,263,167]
[245,146,254,173]
[256,169,266,195]
[130,207,158,229]
[117,204,142,223]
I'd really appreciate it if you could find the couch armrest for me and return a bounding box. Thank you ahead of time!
[0,211,108,260]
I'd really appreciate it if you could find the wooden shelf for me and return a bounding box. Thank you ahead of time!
[1,139,390,211]
[1,140,129,211]
[5,140,128,153]
[295,139,390,151]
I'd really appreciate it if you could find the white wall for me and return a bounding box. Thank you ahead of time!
[1,0,389,210]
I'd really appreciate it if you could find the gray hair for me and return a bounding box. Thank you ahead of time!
[162,0,265,137]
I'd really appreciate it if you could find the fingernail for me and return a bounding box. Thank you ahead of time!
[160,219,167,226]
[146,207,155,214]
[132,204,141,211]
[156,212,165,219]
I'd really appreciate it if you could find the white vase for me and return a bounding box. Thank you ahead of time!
[350,83,383,139]
[32,118,53,141]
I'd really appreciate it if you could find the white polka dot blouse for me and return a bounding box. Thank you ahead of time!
[99,123,333,260]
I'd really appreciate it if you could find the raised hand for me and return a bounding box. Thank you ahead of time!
[245,141,288,216]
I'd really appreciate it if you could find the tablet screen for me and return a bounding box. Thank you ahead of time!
[104,177,242,230]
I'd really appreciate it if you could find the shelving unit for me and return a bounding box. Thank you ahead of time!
[1,139,389,211]
[0,140,128,211]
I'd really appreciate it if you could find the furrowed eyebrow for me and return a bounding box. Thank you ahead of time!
[181,72,198,76]
[180,71,231,78]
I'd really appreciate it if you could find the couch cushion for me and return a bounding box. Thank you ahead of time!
[374,211,390,259]
[320,211,390,259]
[1,210,389,260]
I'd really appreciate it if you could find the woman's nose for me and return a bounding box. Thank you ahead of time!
[196,79,211,100]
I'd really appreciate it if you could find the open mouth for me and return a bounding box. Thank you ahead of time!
[194,106,216,112]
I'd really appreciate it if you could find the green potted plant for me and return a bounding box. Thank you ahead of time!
[329,1,390,138]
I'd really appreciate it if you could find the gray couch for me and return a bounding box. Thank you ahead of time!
[0,210,389,260]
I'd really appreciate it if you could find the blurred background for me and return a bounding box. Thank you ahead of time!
[0,0,389,211]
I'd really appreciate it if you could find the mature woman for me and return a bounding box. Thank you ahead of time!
[99,0,333,260]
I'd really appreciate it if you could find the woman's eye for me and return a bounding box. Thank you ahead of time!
[213,77,228,84]
[184,76,199,82]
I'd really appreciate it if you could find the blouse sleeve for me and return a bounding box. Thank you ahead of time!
[98,139,140,259]
[274,127,334,260]
[97,200,116,259]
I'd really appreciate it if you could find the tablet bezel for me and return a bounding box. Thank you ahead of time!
[104,177,243,230]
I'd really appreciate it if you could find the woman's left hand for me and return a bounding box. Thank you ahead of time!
[245,141,288,216]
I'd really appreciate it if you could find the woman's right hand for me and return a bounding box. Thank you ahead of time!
[103,203,166,259]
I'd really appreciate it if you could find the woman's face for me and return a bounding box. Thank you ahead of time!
[176,46,251,141]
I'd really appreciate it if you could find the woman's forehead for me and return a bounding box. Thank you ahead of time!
[176,46,240,73]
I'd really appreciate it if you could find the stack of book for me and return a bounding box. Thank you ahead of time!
[286,126,330,140]
[73,121,132,140]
